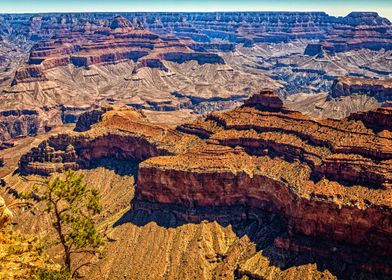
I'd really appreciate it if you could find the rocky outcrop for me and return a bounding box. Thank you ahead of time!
[19,108,201,175]
[61,104,100,124]
[74,107,110,132]
[133,93,392,262]
[18,91,392,268]
[11,66,47,85]
[304,13,392,56]
[331,76,392,102]
[243,90,283,111]
[10,16,226,86]
[0,108,61,142]
[348,102,392,131]
[110,16,133,29]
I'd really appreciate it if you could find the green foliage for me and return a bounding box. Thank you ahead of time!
[32,267,72,280]
[41,170,104,275]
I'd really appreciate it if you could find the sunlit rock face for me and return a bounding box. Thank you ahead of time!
[331,76,392,102]
[305,12,392,56]
[18,92,392,277]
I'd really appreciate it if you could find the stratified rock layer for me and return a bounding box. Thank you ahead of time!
[18,91,392,274]
[304,12,392,56]
[0,108,61,143]
[331,76,392,102]
[12,16,224,85]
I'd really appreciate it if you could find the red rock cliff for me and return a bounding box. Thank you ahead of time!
[18,92,392,265]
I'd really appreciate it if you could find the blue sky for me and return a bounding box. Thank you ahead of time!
[0,0,391,20]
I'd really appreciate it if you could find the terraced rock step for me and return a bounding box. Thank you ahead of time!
[18,91,392,276]
[331,76,392,102]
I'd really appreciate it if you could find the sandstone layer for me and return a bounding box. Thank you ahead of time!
[18,91,392,276]
[305,13,392,56]
[11,16,224,86]
[331,76,392,102]
[0,12,391,146]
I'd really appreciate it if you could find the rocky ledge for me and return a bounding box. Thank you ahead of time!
[0,108,61,143]
[304,13,392,56]
[11,16,224,85]
[18,91,392,274]
[331,76,392,102]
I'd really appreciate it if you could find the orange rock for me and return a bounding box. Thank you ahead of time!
[19,91,392,262]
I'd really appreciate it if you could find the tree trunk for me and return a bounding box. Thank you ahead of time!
[65,249,71,273]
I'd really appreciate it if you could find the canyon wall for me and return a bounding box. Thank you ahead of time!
[2,12,390,54]
[18,91,392,270]
[331,76,392,102]
[0,108,61,143]
[11,16,225,86]
[304,13,392,56]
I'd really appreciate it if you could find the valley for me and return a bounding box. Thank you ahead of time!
[0,10,391,280]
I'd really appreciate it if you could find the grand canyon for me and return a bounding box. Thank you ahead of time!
[0,6,391,280]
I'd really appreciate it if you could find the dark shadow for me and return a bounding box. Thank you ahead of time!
[82,158,139,177]
[114,201,392,280]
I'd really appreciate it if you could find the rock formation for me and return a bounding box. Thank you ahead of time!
[331,76,392,102]
[18,91,392,275]
[12,16,224,85]
[243,90,283,111]
[0,12,391,146]
[74,107,110,132]
[2,12,390,56]
[304,13,392,56]
[0,108,61,142]
[348,101,392,131]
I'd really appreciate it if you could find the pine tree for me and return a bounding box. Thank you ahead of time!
[41,170,104,277]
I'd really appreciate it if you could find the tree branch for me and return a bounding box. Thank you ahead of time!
[71,261,93,278]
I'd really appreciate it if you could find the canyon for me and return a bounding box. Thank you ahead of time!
[11,90,392,279]
[0,10,391,280]
[0,12,391,144]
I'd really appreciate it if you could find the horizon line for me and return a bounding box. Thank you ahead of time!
[0,10,381,16]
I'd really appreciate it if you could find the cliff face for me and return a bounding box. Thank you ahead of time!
[0,108,61,143]
[331,76,392,102]
[135,93,392,258]
[18,91,392,272]
[11,16,224,85]
[19,108,202,175]
[348,102,392,131]
[6,12,392,85]
[74,107,110,132]
[304,13,392,56]
[3,12,390,58]
[243,90,283,111]
[137,160,392,258]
